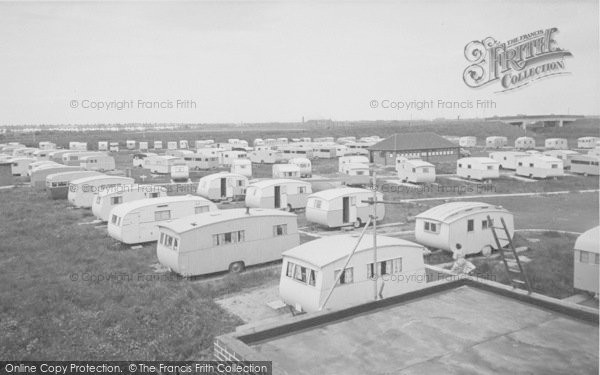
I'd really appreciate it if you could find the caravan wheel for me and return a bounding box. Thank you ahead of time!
[229,261,245,273]
[481,245,493,257]
[353,219,362,228]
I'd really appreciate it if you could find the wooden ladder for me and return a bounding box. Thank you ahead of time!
[488,215,532,294]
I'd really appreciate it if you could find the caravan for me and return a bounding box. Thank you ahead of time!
[126,140,136,150]
[569,155,600,176]
[488,151,529,170]
[542,150,579,169]
[133,153,157,167]
[183,151,219,170]
[156,208,299,276]
[544,138,568,150]
[79,154,116,171]
[92,184,168,221]
[515,155,564,179]
[31,165,83,190]
[577,137,600,149]
[68,176,135,208]
[288,158,312,178]
[108,195,217,244]
[153,141,163,150]
[45,170,104,199]
[515,137,536,150]
[272,164,301,179]
[9,157,36,176]
[339,163,370,186]
[279,234,426,313]
[459,136,477,148]
[196,172,248,201]
[485,136,507,148]
[170,160,190,183]
[338,155,369,172]
[249,147,282,164]
[98,141,109,151]
[306,187,384,228]
[396,157,435,183]
[245,179,312,211]
[415,202,514,255]
[144,155,184,174]
[219,150,248,166]
[230,159,252,178]
[456,157,500,181]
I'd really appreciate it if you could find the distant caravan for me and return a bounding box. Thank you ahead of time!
[305,187,384,228]
[68,176,135,208]
[108,195,218,244]
[156,208,300,276]
[92,184,168,221]
[196,172,248,201]
[46,170,104,199]
[245,179,312,211]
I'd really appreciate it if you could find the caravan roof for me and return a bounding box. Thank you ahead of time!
[250,178,310,189]
[574,227,599,254]
[158,208,295,235]
[309,187,371,201]
[282,234,425,268]
[70,175,130,185]
[399,159,433,168]
[459,157,499,164]
[415,202,508,224]
[110,195,213,217]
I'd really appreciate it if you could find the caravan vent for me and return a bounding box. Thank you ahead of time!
[157,204,167,208]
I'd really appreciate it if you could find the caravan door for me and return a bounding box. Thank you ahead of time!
[342,197,350,224]
[220,178,227,198]
[274,185,281,208]
[280,185,288,208]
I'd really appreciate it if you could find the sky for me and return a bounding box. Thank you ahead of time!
[0,0,598,125]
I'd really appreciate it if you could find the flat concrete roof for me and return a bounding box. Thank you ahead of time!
[247,285,598,374]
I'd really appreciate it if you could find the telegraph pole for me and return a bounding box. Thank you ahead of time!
[371,171,378,301]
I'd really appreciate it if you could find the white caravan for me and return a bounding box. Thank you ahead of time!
[79,154,116,171]
[456,157,500,181]
[92,184,168,221]
[542,150,579,169]
[515,154,564,179]
[279,234,426,313]
[126,140,136,150]
[245,179,312,211]
[156,208,299,276]
[107,195,218,244]
[459,136,477,148]
[46,170,104,199]
[272,164,301,179]
[338,155,369,172]
[515,136,536,150]
[133,152,157,167]
[577,137,600,149]
[68,176,135,208]
[230,159,252,178]
[249,147,282,164]
[485,136,507,148]
[570,155,600,176]
[196,172,248,201]
[488,151,529,170]
[396,157,435,183]
[288,158,312,178]
[415,201,514,255]
[9,157,35,176]
[544,138,568,150]
[306,187,385,228]
[144,155,184,174]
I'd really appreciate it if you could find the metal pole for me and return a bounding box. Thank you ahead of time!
[372,172,378,301]
[318,216,373,311]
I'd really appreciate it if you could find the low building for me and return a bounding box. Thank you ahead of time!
[368,133,460,166]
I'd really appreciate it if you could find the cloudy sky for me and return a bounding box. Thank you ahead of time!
[0,0,598,125]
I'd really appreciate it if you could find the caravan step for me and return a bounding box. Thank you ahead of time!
[511,279,526,285]
[507,267,522,273]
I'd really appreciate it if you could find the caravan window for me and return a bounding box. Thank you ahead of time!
[334,268,354,285]
[195,205,209,214]
[482,220,489,230]
[159,233,165,245]
[173,238,179,251]
[487,165,493,170]
[367,258,402,278]
[308,270,316,286]
[580,251,589,263]
[111,214,118,224]
[298,186,306,194]
[467,219,474,232]
[293,265,307,283]
[314,200,322,209]
[154,210,171,221]
[551,164,558,169]
[273,224,288,236]
[111,196,123,205]
[424,221,438,233]
[286,262,294,277]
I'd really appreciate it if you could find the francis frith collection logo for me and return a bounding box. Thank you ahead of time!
[463,28,572,92]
